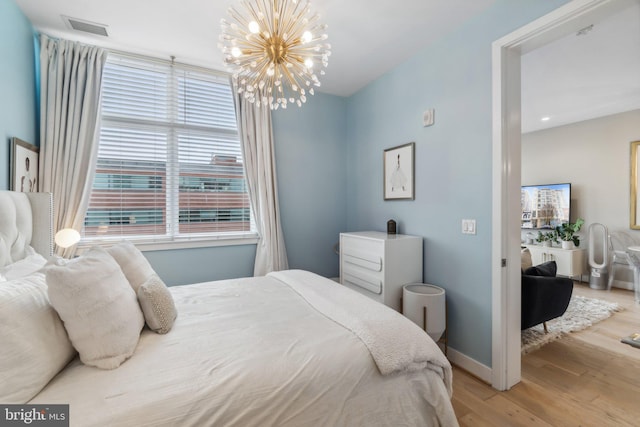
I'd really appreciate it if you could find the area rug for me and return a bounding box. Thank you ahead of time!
[521,295,622,354]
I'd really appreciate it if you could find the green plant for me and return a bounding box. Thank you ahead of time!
[535,230,557,244]
[555,218,585,247]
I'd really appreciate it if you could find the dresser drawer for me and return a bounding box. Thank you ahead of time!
[342,250,382,272]
[342,269,383,294]
[341,237,384,270]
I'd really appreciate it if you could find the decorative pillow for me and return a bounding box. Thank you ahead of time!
[46,247,144,369]
[107,241,155,292]
[138,274,177,334]
[0,272,76,403]
[0,246,47,280]
[524,261,557,277]
[521,248,533,272]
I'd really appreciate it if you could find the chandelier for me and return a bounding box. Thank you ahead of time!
[219,0,330,110]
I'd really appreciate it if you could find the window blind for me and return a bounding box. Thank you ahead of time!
[83,54,253,243]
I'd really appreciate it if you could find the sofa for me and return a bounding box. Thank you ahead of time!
[521,256,574,331]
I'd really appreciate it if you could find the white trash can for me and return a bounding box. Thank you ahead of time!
[402,283,446,342]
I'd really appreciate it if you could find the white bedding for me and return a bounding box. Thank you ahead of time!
[31,272,457,427]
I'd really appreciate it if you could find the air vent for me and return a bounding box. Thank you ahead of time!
[62,16,109,37]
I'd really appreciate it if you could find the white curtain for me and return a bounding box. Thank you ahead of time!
[234,92,289,276]
[39,35,106,257]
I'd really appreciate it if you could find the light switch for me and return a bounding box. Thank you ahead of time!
[462,219,476,235]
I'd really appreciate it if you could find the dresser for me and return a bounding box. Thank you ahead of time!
[339,231,423,312]
[523,244,586,279]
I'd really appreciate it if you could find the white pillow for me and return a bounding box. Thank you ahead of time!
[521,248,533,271]
[46,247,144,370]
[0,247,47,280]
[0,273,76,403]
[138,274,177,334]
[107,241,156,292]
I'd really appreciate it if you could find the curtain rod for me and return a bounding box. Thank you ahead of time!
[39,31,230,78]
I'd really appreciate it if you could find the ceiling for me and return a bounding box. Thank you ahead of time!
[13,0,495,97]
[13,0,640,132]
[521,0,640,133]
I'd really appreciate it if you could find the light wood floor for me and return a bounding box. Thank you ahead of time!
[452,283,640,426]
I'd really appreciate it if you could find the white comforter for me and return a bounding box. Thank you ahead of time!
[31,271,458,427]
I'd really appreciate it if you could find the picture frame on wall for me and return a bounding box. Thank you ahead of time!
[10,137,39,192]
[383,142,415,200]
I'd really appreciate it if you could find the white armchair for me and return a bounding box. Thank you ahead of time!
[608,231,640,302]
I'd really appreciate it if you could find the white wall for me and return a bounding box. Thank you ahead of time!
[522,109,640,287]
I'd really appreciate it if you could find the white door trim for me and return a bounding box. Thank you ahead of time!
[491,0,624,390]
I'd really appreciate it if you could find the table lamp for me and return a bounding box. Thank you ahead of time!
[55,228,81,249]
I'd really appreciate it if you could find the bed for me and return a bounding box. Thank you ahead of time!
[0,191,458,427]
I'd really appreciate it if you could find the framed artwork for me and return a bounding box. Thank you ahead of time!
[11,137,39,192]
[383,142,415,200]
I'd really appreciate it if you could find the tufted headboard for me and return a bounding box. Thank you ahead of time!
[0,191,53,267]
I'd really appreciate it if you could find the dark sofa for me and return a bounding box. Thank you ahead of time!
[521,261,574,331]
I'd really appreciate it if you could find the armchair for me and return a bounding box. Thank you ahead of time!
[521,261,573,331]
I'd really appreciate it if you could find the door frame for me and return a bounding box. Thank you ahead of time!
[491,0,627,390]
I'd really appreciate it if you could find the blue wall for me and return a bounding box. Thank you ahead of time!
[272,93,348,278]
[345,0,570,366]
[143,244,256,286]
[0,0,37,189]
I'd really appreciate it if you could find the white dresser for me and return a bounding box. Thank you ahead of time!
[523,244,586,279]
[339,231,423,312]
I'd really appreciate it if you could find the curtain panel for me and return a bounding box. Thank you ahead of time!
[234,91,289,276]
[39,35,106,257]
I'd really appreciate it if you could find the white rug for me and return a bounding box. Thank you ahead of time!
[521,295,622,354]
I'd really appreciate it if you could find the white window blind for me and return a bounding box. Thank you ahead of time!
[83,54,254,244]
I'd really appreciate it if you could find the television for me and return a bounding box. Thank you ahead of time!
[521,183,571,229]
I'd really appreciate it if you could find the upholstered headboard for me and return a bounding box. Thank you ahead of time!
[0,191,53,267]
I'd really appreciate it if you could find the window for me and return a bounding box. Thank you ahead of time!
[83,54,254,246]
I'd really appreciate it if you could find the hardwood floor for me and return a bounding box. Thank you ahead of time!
[452,284,640,426]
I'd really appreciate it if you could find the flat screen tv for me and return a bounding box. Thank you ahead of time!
[521,183,571,229]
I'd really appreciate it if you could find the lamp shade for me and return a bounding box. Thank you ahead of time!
[402,284,446,342]
[55,228,81,249]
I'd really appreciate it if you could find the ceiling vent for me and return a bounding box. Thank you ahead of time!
[62,16,109,37]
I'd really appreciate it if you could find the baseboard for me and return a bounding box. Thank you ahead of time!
[610,279,633,291]
[447,347,492,384]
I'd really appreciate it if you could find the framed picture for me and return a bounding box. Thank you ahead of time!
[10,138,39,192]
[383,142,415,200]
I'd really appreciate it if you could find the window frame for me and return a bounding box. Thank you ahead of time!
[81,53,258,251]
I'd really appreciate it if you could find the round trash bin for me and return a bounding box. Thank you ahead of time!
[403,283,446,342]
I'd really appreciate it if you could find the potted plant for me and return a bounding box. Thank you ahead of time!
[555,218,585,249]
[536,230,557,247]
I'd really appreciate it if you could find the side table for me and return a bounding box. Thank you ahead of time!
[402,283,448,355]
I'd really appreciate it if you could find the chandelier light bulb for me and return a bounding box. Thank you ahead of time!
[248,21,260,34]
[220,0,330,110]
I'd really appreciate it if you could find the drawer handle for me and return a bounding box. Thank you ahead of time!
[343,253,382,272]
[343,273,382,294]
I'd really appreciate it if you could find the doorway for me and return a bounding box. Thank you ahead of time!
[491,0,636,391]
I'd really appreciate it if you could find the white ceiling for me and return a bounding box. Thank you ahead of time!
[13,0,495,97]
[13,0,640,132]
[521,0,640,133]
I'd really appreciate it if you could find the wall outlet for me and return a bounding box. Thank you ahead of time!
[462,219,476,235]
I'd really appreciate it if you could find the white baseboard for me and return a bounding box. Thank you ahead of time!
[610,279,633,291]
[447,347,492,384]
